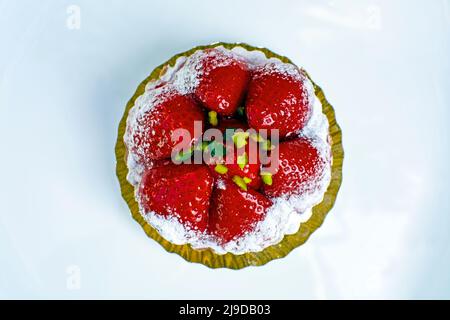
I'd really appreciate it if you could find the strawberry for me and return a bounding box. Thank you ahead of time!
[261,138,327,198]
[127,84,204,164]
[189,48,250,116]
[209,179,272,243]
[138,164,214,232]
[245,62,313,139]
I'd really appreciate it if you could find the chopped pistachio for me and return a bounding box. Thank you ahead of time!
[200,141,209,150]
[261,139,274,151]
[175,147,193,161]
[232,175,248,191]
[224,128,235,141]
[232,131,249,149]
[214,164,228,175]
[194,141,209,151]
[250,133,265,142]
[208,111,218,126]
[243,177,252,184]
[237,106,245,117]
[260,171,273,186]
[236,152,248,170]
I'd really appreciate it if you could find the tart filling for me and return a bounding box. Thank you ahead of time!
[124,46,331,255]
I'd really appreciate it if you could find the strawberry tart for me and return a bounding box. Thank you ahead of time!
[121,45,334,256]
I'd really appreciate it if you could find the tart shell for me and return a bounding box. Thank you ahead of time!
[115,42,344,269]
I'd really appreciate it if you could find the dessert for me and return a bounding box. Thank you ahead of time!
[116,43,343,267]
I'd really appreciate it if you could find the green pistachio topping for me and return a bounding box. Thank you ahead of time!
[208,111,218,126]
[250,133,265,142]
[243,177,252,184]
[175,147,193,161]
[194,141,209,151]
[232,131,250,149]
[237,152,248,170]
[237,106,245,117]
[224,128,236,141]
[261,139,274,151]
[260,171,273,186]
[232,175,248,191]
[214,164,228,175]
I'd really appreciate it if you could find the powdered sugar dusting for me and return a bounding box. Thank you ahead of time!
[215,177,226,190]
[126,151,145,186]
[123,83,178,176]
[172,47,247,94]
[124,46,332,255]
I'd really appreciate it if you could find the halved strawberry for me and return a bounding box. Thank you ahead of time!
[190,48,250,116]
[127,84,204,164]
[261,138,327,198]
[209,179,272,243]
[245,62,313,139]
[138,164,214,232]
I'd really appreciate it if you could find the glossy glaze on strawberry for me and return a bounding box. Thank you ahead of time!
[209,180,272,243]
[189,49,250,116]
[138,164,214,231]
[246,62,313,139]
[127,84,204,164]
[262,138,326,198]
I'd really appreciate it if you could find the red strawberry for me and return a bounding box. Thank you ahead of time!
[190,48,250,115]
[262,138,327,198]
[127,84,204,164]
[138,164,214,232]
[245,62,313,139]
[209,179,272,243]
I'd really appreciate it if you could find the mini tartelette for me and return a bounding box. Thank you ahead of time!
[115,43,343,269]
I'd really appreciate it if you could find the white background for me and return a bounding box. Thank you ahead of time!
[1,0,449,299]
